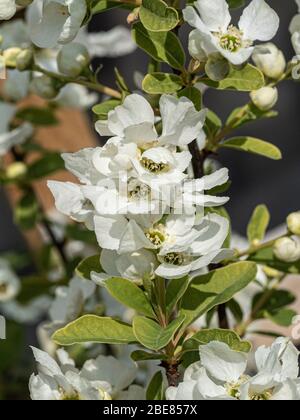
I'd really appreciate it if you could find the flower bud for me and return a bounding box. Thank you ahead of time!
[273,237,300,263]
[57,43,90,78]
[6,162,27,180]
[3,47,22,68]
[287,212,300,236]
[16,49,34,71]
[31,75,60,99]
[252,43,286,80]
[0,0,16,20]
[250,86,278,111]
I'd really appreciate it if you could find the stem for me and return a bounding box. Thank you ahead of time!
[218,303,230,329]
[235,275,285,337]
[161,361,180,387]
[188,140,208,179]
[33,65,122,99]
[235,233,289,259]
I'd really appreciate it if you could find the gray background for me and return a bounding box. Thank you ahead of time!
[1,0,299,254]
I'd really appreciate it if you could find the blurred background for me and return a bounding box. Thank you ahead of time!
[0,0,299,399]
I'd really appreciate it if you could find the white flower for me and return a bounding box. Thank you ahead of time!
[250,86,278,111]
[0,102,33,156]
[166,338,300,400]
[57,42,90,77]
[27,0,87,48]
[47,180,95,230]
[0,0,17,20]
[48,276,96,328]
[3,70,31,101]
[92,249,158,285]
[53,83,98,109]
[155,213,232,279]
[82,26,136,58]
[0,19,30,49]
[29,348,144,400]
[95,93,207,149]
[252,43,286,80]
[1,296,51,324]
[183,0,279,65]
[273,237,300,263]
[0,258,20,302]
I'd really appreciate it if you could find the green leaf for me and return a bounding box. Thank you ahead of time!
[249,247,300,274]
[221,137,282,160]
[131,350,168,362]
[142,72,183,94]
[133,314,185,351]
[180,262,257,327]
[92,0,132,14]
[0,321,24,372]
[76,255,102,280]
[14,191,39,230]
[184,329,251,353]
[105,277,156,318]
[204,64,265,91]
[92,99,120,119]
[52,315,137,346]
[146,371,165,401]
[178,87,202,111]
[227,0,245,8]
[65,224,97,245]
[226,103,278,130]
[16,106,58,126]
[17,275,60,304]
[265,308,297,327]
[27,153,65,179]
[252,289,296,317]
[247,205,270,244]
[132,22,185,70]
[139,0,179,32]
[166,276,189,317]
[204,109,222,139]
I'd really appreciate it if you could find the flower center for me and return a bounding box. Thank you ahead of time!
[225,375,249,399]
[145,225,167,248]
[0,283,8,295]
[82,199,94,211]
[140,157,170,174]
[128,179,151,200]
[250,389,273,401]
[162,252,190,266]
[218,25,243,52]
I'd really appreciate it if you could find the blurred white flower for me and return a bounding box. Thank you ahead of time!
[0,258,20,302]
[0,102,33,156]
[26,0,87,48]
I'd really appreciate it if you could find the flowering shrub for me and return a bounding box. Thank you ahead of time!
[0,0,300,401]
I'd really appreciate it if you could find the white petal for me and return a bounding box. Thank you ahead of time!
[199,341,248,383]
[94,215,128,250]
[194,0,231,32]
[238,0,279,42]
[119,219,154,254]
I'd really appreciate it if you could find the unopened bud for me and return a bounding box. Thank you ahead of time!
[31,75,60,99]
[252,43,286,80]
[16,49,34,71]
[57,43,90,78]
[274,237,300,263]
[6,162,27,180]
[16,0,34,5]
[287,212,300,236]
[3,47,22,68]
[250,86,278,111]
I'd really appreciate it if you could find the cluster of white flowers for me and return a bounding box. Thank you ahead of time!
[29,347,145,400]
[49,93,233,282]
[167,338,300,400]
